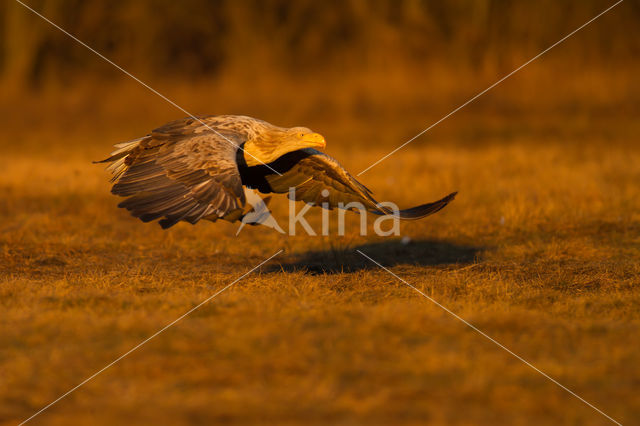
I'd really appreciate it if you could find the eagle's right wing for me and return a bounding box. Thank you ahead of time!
[96,117,247,228]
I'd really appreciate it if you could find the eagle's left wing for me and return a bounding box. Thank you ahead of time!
[262,148,456,219]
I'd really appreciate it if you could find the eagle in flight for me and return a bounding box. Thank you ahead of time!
[97,115,456,229]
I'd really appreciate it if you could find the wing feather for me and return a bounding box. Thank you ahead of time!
[264,148,456,219]
[96,117,248,228]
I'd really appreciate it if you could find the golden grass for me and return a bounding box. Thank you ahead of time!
[2,118,640,424]
[1,56,640,425]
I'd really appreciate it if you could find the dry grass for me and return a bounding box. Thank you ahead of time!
[1,44,640,424]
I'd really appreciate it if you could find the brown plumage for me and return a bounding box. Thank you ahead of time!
[96,115,456,229]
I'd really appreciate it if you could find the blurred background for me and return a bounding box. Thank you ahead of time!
[1,0,638,156]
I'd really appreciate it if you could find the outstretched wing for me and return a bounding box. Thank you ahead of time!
[262,148,456,219]
[96,117,247,228]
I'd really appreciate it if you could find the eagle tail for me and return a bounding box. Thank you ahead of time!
[93,137,146,182]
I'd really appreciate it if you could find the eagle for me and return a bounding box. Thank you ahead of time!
[96,115,456,229]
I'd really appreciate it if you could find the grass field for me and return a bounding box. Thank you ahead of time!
[2,1,640,417]
[2,75,639,424]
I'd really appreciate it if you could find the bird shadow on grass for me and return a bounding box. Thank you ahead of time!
[271,239,483,275]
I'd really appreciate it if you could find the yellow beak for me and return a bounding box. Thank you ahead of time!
[303,133,326,149]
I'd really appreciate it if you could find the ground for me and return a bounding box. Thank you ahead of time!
[1,66,639,425]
